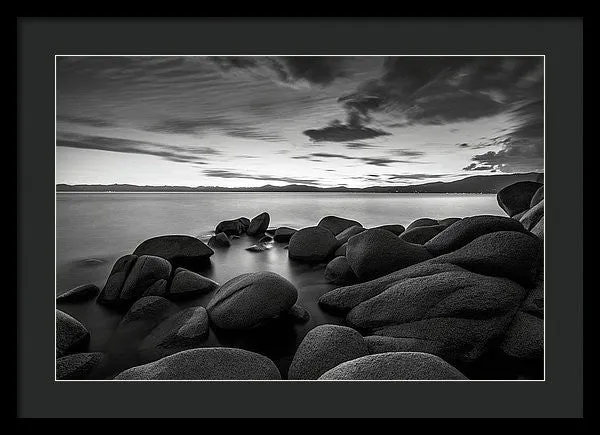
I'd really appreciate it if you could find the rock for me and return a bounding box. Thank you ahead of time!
[273,227,297,242]
[522,279,544,318]
[245,242,272,252]
[324,256,357,284]
[56,310,90,357]
[335,225,366,244]
[406,218,439,231]
[133,235,214,270]
[318,352,467,380]
[258,235,273,244]
[288,325,369,380]
[364,336,447,358]
[119,255,171,301]
[530,185,544,207]
[114,348,282,380]
[497,181,544,217]
[400,225,446,244]
[56,352,105,380]
[438,217,462,228]
[531,219,544,241]
[237,217,251,232]
[97,255,138,304]
[288,226,339,263]
[265,227,277,236]
[434,230,543,287]
[424,215,526,256]
[320,262,462,313]
[286,304,310,323]
[169,268,218,297]
[57,284,100,303]
[500,311,543,359]
[120,296,179,326]
[318,216,362,236]
[208,232,231,248]
[346,268,526,361]
[333,243,347,257]
[512,210,527,221]
[207,272,298,329]
[247,212,270,236]
[140,306,209,352]
[346,229,432,281]
[519,200,544,231]
[371,224,405,236]
[536,173,544,184]
[230,235,241,240]
[215,219,244,236]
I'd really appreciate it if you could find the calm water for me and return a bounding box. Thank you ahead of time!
[56,192,516,379]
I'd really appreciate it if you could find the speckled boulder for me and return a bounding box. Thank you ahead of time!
[114,347,282,380]
[333,243,347,257]
[497,181,543,217]
[364,336,447,358]
[56,310,90,358]
[318,352,467,380]
[530,185,544,208]
[400,225,446,244]
[335,225,366,244]
[246,212,270,236]
[318,216,362,236]
[56,352,105,380]
[286,304,310,323]
[215,219,244,236]
[208,232,231,248]
[371,224,405,236]
[406,218,439,231]
[169,267,218,297]
[531,219,544,241]
[133,235,214,269]
[288,226,339,263]
[206,272,298,329]
[519,200,544,231]
[274,227,297,242]
[500,311,544,360]
[288,325,369,380]
[324,256,357,284]
[57,284,100,303]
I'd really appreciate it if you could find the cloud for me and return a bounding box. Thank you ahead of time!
[57,132,219,165]
[58,115,117,128]
[224,126,283,142]
[463,163,495,171]
[458,143,470,147]
[203,169,319,185]
[303,122,391,143]
[345,142,376,149]
[292,152,421,167]
[391,149,425,157]
[387,173,448,180]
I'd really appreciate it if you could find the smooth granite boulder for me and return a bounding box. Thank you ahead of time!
[497,181,543,217]
[406,218,439,231]
[318,216,362,236]
[324,256,357,284]
[207,272,298,330]
[346,229,433,281]
[424,215,526,256]
[208,232,231,248]
[119,296,179,327]
[288,226,339,263]
[335,225,366,244]
[56,310,90,358]
[519,200,544,231]
[318,352,467,380]
[522,279,544,318]
[530,185,544,208]
[169,268,218,297]
[288,325,369,380]
[333,243,347,257]
[245,242,272,252]
[536,173,544,184]
[57,284,100,303]
[531,219,544,241]
[237,217,251,232]
[400,225,446,244]
[286,304,310,323]
[247,212,270,236]
[364,336,447,358]
[215,219,244,236]
[433,231,543,287]
[114,348,282,380]
[500,311,544,360]
[438,217,462,228]
[97,254,138,303]
[139,306,209,353]
[274,227,297,242]
[371,224,405,236]
[133,235,214,269]
[56,352,105,380]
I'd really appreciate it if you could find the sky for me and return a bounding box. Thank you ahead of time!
[56,56,544,188]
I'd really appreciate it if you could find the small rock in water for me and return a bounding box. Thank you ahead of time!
[208,232,231,248]
[57,283,100,303]
[258,235,273,244]
[273,227,297,242]
[247,212,270,236]
[245,242,272,252]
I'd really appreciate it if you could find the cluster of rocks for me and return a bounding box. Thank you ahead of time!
[56,180,544,380]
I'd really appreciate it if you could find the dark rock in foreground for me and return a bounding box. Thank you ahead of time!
[400,225,446,244]
[371,224,405,236]
[318,216,362,236]
[114,348,282,380]
[274,227,297,242]
[519,200,544,231]
[208,232,231,248]
[406,218,439,231]
[530,185,544,208]
[288,226,339,263]
[500,311,543,360]
[364,335,447,358]
[497,181,543,217]
[531,219,544,241]
[133,235,214,270]
[324,256,357,284]
[57,352,105,380]
[247,212,270,236]
[335,225,365,244]
[56,309,90,358]
[288,325,369,380]
[346,229,432,281]
[207,272,297,330]
[286,304,310,323]
[333,243,347,257]
[57,284,100,303]
[318,352,468,380]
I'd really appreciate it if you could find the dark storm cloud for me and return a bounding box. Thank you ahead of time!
[303,122,391,143]
[203,169,319,185]
[58,115,117,128]
[208,56,348,86]
[57,132,219,165]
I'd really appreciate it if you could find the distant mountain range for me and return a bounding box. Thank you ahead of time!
[56,172,543,194]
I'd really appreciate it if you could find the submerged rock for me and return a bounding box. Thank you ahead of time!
[247,212,270,236]
[288,226,339,263]
[318,216,362,236]
[114,348,281,380]
[57,284,100,303]
[56,310,90,358]
[208,232,231,248]
[56,352,105,380]
[497,181,543,217]
[318,352,468,380]
[273,227,297,242]
[207,272,298,330]
[133,235,214,270]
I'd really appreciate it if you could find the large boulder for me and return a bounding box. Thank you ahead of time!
[500,311,544,360]
[56,310,90,358]
[346,268,526,362]
[215,219,244,236]
[97,254,138,303]
[333,243,347,257]
[371,224,405,236]
[119,296,179,327]
[288,325,369,380]
[536,173,544,184]
[497,181,543,217]
[531,219,544,241]
[318,352,467,380]
[530,185,544,208]
[114,348,282,380]
[406,218,439,231]
[324,256,357,284]
[246,212,270,236]
[519,200,544,231]
[433,231,543,287]
[400,225,446,244]
[56,352,105,380]
[208,232,231,248]
[438,217,462,228]
[169,267,219,298]
[424,215,526,256]
[133,235,214,270]
[273,226,297,242]
[206,272,297,329]
[335,225,366,244]
[56,284,100,303]
[318,216,362,236]
[522,279,544,318]
[288,226,339,263]
[237,217,251,232]
[346,229,432,281]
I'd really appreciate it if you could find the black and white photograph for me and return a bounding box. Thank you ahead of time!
[53,55,547,382]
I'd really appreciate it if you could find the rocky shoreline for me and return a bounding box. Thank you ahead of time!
[56,179,544,381]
